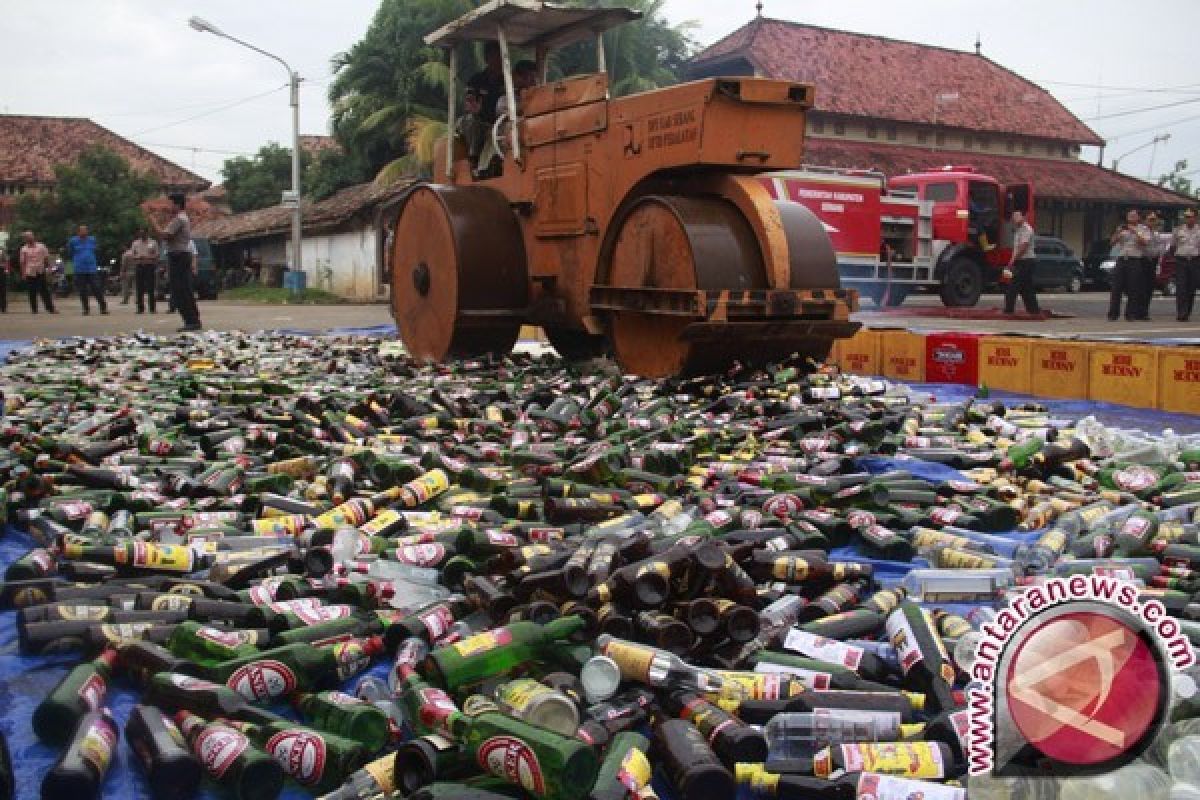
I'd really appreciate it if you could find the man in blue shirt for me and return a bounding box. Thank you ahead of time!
[66,224,107,315]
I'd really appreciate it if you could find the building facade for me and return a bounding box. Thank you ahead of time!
[687,16,1194,256]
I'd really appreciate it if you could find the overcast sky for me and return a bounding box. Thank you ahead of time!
[3,0,1199,187]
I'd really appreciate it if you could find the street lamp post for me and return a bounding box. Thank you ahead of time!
[1111,133,1171,175]
[189,16,302,275]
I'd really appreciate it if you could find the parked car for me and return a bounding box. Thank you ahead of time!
[1096,234,1177,296]
[1031,235,1084,292]
[155,238,218,301]
[1082,239,1113,289]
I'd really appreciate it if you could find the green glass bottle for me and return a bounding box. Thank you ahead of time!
[424,615,586,691]
[225,718,369,795]
[293,690,390,754]
[174,711,283,800]
[205,636,386,702]
[452,710,599,800]
[33,648,118,746]
[166,621,268,666]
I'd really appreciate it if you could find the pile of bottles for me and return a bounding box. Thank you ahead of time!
[1,330,1199,800]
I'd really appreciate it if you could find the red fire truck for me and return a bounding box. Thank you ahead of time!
[761,165,1033,307]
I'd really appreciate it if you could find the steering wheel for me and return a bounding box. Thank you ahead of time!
[491,112,512,161]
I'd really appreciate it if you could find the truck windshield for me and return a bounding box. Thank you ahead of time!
[924,182,957,203]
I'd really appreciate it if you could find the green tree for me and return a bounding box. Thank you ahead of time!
[221,142,312,213]
[305,147,372,201]
[328,0,695,180]
[1159,159,1199,198]
[12,145,158,266]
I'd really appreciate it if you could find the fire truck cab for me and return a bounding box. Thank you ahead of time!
[763,165,1034,308]
[889,166,1033,307]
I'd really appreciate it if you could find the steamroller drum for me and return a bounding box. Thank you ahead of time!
[606,194,768,377]
[775,199,840,289]
[391,185,528,362]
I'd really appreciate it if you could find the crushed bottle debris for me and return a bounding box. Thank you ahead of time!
[0,330,1198,799]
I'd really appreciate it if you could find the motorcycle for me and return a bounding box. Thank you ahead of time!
[50,260,71,297]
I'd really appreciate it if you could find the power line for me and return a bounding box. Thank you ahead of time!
[137,142,257,157]
[1082,96,1200,122]
[1104,112,1200,142]
[128,84,288,136]
[1038,78,1200,94]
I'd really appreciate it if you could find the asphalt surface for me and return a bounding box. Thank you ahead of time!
[0,288,1196,342]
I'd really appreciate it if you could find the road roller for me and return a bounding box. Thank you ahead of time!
[382,0,859,377]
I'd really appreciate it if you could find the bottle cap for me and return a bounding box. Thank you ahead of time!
[580,654,621,704]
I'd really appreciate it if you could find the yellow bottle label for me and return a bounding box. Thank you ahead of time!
[495,679,552,714]
[772,557,808,581]
[818,741,946,779]
[617,747,653,792]
[602,639,655,682]
[251,514,305,537]
[126,542,194,572]
[452,627,513,658]
[362,754,397,794]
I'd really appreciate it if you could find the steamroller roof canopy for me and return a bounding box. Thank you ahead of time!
[424,0,641,49]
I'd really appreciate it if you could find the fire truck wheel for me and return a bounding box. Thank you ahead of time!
[939,256,983,307]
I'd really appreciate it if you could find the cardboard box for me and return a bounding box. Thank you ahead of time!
[925,332,981,385]
[1088,342,1158,409]
[978,336,1034,394]
[1030,339,1089,399]
[879,329,926,382]
[1157,346,1200,414]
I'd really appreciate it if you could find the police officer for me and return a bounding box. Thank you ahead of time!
[1108,209,1153,321]
[1003,210,1039,315]
[1170,208,1200,322]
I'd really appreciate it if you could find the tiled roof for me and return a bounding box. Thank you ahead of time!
[141,194,226,227]
[194,179,413,242]
[803,138,1195,206]
[689,18,1104,146]
[0,114,209,189]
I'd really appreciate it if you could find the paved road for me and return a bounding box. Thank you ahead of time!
[1,289,1196,342]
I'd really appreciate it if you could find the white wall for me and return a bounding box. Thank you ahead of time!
[285,226,385,300]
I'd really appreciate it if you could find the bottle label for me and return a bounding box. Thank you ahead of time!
[617,747,653,793]
[150,595,192,612]
[453,627,513,658]
[417,686,459,732]
[751,662,831,690]
[196,626,255,648]
[1119,515,1153,539]
[227,660,298,701]
[265,598,321,614]
[856,773,965,800]
[79,718,117,777]
[123,542,194,572]
[495,679,553,714]
[266,729,327,786]
[361,510,403,536]
[949,709,970,749]
[30,549,55,574]
[602,639,656,682]
[928,506,962,525]
[394,543,446,567]
[478,735,545,795]
[194,725,249,779]
[321,690,362,706]
[819,742,945,779]
[1113,466,1158,492]
[78,673,107,709]
[59,605,109,621]
[100,622,154,642]
[363,753,397,793]
[486,530,520,547]
[168,673,220,690]
[772,557,809,582]
[885,609,924,676]
[846,510,877,530]
[783,629,864,670]
[419,605,455,641]
[332,641,373,680]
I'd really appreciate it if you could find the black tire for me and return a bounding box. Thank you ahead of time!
[939,256,983,307]
[546,328,609,361]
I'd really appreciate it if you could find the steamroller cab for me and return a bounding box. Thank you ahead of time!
[387,0,859,376]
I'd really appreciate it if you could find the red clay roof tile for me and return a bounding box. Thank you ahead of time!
[690,17,1104,146]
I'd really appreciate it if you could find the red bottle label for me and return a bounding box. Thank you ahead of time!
[266,729,327,786]
[227,660,297,701]
[478,735,545,795]
[77,673,107,710]
[194,726,249,778]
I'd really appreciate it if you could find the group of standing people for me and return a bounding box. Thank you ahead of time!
[1109,208,1200,323]
[0,193,202,330]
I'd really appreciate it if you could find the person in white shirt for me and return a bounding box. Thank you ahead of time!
[1170,208,1200,321]
[1003,210,1039,315]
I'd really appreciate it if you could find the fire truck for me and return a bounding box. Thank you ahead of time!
[761,165,1033,308]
